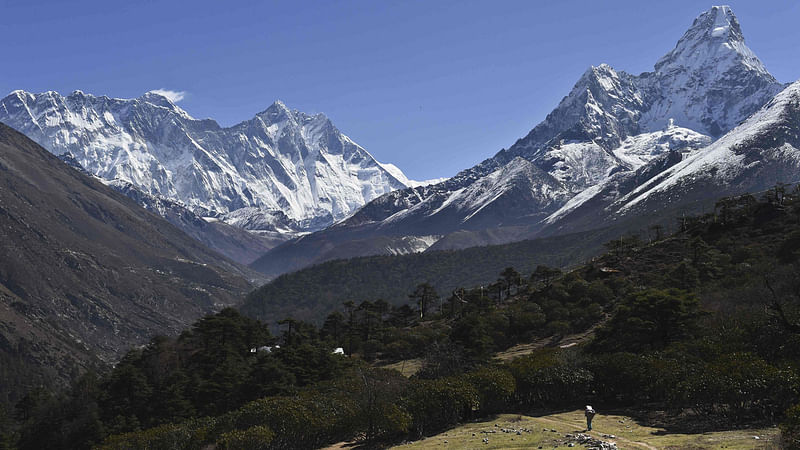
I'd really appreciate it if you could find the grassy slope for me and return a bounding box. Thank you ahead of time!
[394,412,779,449]
[378,324,602,378]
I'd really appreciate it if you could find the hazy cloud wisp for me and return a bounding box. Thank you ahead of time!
[149,88,187,103]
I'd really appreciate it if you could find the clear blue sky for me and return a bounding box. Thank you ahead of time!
[2,0,798,180]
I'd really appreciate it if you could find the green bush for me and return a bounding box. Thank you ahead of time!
[217,425,274,450]
[224,397,318,448]
[588,352,690,406]
[781,404,800,449]
[221,392,359,449]
[98,423,196,450]
[405,377,479,437]
[466,366,516,414]
[510,349,594,408]
[673,353,799,420]
[341,369,411,441]
[592,289,704,352]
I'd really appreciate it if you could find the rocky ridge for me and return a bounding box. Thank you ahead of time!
[0,92,416,233]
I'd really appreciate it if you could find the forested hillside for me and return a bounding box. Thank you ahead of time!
[4,186,800,449]
[241,226,627,326]
[0,124,255,410]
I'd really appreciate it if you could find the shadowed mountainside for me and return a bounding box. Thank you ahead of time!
[0,123,256,405]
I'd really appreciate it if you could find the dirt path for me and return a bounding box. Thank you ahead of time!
[393,411,779,449]
[494,319,606,361]
[533,415,657,450]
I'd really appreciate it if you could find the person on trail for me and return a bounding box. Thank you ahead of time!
[585,405,596,431]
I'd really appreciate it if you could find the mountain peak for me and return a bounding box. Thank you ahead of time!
[257,99,295,124]
[654,5,765,75]
[137,91,194,120]
[640,5,781,135]
[257,100,331,128]
[270,99,289,111]
[580,64,617,82]
[141,91,176,107]
[702,5,742,42]
[680,5,743,45]
[6,89,32,102]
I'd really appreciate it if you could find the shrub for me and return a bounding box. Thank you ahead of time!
[98,423,195,450]
[510,349,594,408]
[342,369,411,441]
[673,353,799,421]
[217,425,274,450]
[405,377,479,437]
[781,404,800,449]
[592,289,704,352]
[224,397,319,448]
[466,366,516,414]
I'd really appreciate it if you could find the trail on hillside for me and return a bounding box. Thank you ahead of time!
[494,318,607,361]
[533,415,656,450]
[393,411,778,449]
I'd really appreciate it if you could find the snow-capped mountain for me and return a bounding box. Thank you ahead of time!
[52,152,290,265]
[0,92,415,231]
[638,5,781,135]
[538,79,800,238]
[343,5,780,231]
[616,80,800,215]
[251,5,790,278]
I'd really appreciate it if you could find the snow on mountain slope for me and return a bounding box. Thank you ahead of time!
[249,5,790,278]
[0,92,412,231]
[446,157,568,225]
[376,157,568,229]
[220,207,302,234]
[544,124,711,225]
[383,235,443,255]
[617,80,800,214]
[612,123,712,169]
[539,80,800,237]
[639,5,783,136]
[379,162,447,188]
[343,5,778,232]
[499,63,647,194]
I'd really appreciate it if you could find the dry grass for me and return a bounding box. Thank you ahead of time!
[379,358,424,377]
[392,411,780,449]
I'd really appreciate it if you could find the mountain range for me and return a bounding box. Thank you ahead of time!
[4,6,789,280]
[1,2,799,409]
[250,5,797,278]
[0,91,436,262]
[1,6,798,285]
